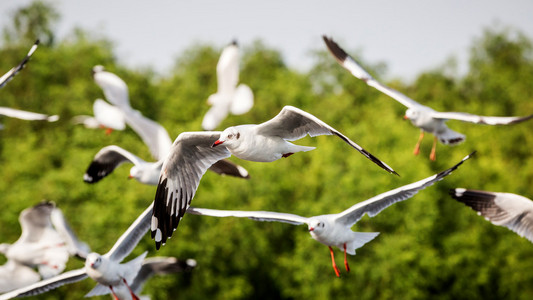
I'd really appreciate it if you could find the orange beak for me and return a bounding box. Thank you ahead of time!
[128,175,133,179]
[309,227,314,232]
[212,140,224,147]
[403,115,409,120]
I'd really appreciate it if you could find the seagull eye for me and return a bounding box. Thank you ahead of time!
[227,134,234,139]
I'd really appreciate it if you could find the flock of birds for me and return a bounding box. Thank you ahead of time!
[0,36,532,299]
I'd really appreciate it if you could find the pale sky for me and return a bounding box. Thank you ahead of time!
[1,0,533,81]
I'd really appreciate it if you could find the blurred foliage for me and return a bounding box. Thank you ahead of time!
[0,2,532,300]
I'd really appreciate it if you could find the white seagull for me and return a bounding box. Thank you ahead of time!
[0,203,154,300]
[72,99,126,134]
[83,145,249,185]
[92,65,131,110]
[0,40,39,88]
[129,257,197,300]
[323,36,533,161]
[188,152,474,276]
[450,188,533,243]
[202,40,254,130]
[151,105,398,248]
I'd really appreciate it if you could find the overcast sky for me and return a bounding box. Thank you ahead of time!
[1,0,532,81]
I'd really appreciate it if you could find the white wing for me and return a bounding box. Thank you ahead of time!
[187,207,309,225]
[122,109,173,160]
[105,202,153,262]
[0,107,58,122]
[17,202,55,244]
[256,106,397,175]
[0,40,39,88]
[336,152,474,226]
[201,102,229,131]
[151,132,231,249]
[93,99,125,130]
[50,208,91,259]
[92,66,130,109]
[230,84,254,115]
[216,42,239,95]
[450,189,533,243]
[430,111,533,125]
[322,36,423,109]
[83,145,148,184]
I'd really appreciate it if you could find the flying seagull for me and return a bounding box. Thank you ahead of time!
[0,40,39,88]
[72,99,126,134]
[83,145,249,185]
[202,40,254,130]
[323,36,533,161]
[151,105,398,249]
[188,152,474,276]
[450,188,533,243]
[0,203,153,300]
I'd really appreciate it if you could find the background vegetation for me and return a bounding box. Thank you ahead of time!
[1,1,532,299]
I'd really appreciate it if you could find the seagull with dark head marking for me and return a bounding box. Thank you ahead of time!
[151,105,398,249]
[323,36,533,161]
[188,152,474,276]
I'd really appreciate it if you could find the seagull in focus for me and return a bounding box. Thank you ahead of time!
[323,36,533,161]
[129,257,197,300]
[0,203,154,300]
[72,99,126,135]
[450,188,533,243]
[0,40,39,88]
[83,145,249,185]
[188,152,474,276]
[151,105,398,249]
[202,40,254,130]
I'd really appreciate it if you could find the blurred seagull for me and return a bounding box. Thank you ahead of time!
[83,145,249,185]
[188,152,474,276]
[450,189,533,243]
[130,257,197,300]
[202,40,254,130]
[151,105,398,249]
[0,40,39,88]
[0,261,40,293]
[71,99,126,135]
[0,203,154,300]
[323,36,533,161]
[92,65,131,110]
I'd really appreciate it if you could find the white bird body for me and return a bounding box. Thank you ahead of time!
[0,260,40,293]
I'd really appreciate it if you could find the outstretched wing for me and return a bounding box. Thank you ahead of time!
[151,132,231,249]
[50,208,91,259]
[322,36,423,109]
[84,145,147,184]
[255,105,398,175]
[0,107,58,122]
[0,40,39,88]
[336,152,475,226]
[450,188,533,243]
[216,41,240,95]
[187,207,309,225]
[431,111,533,125]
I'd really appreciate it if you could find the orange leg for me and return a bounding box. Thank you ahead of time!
[109,286,119,300]
[329,246,340,277]
[123,278,140,300]
[413,131,424,155]
[105,128,113,135]
[429,136,437,161]
[343,243,350,272]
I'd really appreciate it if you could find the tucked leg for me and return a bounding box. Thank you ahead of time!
[413,131,424,155]
[329,246,340,277]
[429,136,437,161]
[282,152,294,158]
[343,243,350,272]
[105,128,113,135]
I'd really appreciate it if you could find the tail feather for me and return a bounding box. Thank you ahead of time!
[346,232,380,255]
[436,128,465,145]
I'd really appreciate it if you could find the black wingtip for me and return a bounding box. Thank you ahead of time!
[322,35,348,62]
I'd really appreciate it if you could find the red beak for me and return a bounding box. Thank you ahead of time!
[128,175,133,179]
[403,115,409,120]
[309,227,314,232]
[212,140,224,147]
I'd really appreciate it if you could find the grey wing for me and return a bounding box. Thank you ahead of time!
[151,132,231,249]
[0,268,87,300]
[0,107,58,122]
[256,106,398,175]
[336,152,475,226]
[0,40,39,88]
[322,36,422,109]
[122,109,173,160]
[208,159,250,179]
[106,202,153,262]
[18,202,55,243]
[431,111,533,125]
[130,257,196,294]
[50,208,91,259]
[450,189,533,243]
[187,207,308,225]
[84,145,145,184]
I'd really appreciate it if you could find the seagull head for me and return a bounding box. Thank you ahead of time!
[129,166,142,180]
[404,108,419,121]
[86,253,103,270]
[308,218,326,235]
[213,127,241,148]
[92,65,105,76]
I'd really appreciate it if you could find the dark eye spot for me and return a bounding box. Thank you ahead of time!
[236,132,240,139]
[228,134,233,139]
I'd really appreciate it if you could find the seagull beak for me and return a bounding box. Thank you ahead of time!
[309,227,314,232]
[212,140,224,147]
[128,175,133,179]
[403,115,409,120]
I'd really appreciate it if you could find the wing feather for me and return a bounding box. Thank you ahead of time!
[187,207,308,225]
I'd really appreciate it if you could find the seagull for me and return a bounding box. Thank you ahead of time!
[130,257,197,300]
[188,152,474,276]
[0,203,154,300]
[202,40,254,130]
[72,99,126,134]
[323,36,533,161]
[0,40,39,88]
[0,261,41,293]
[92,65,131,110]
[151,105,398,249]
[450,188,533,243]
[83,145,249,185]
